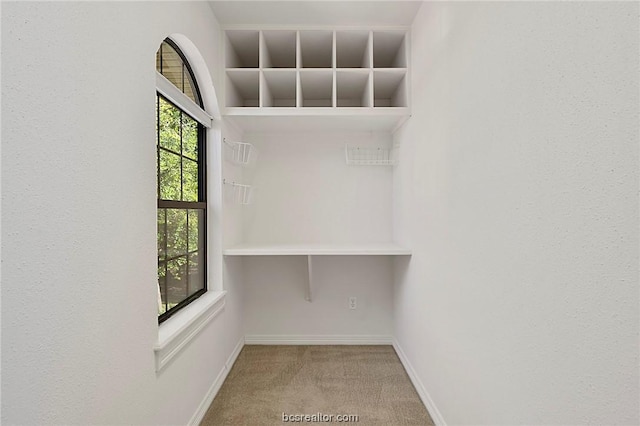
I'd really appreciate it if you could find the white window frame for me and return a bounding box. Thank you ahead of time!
[153,59,225,372]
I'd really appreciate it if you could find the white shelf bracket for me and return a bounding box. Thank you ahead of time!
[306,255,314,302]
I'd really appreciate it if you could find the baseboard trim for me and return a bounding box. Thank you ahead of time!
[244,334,393,345]
[189,337,244,426]
[392,339,447,426]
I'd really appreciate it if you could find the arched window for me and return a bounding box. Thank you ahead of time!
[156,39,207,323]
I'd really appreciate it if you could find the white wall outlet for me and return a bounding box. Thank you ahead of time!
[349,297,357,310]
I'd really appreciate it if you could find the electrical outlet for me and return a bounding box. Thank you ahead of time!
[349,297,357,310]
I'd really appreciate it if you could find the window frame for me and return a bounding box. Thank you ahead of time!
[156,39,209,324]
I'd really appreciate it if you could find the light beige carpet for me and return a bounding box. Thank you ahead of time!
[201,345,434,425]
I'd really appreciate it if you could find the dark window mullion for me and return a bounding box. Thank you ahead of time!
[182,63,186,94]
[198,124,206,202]
[186,209,190,298]
[158,145,182,158]
[180,111,184,201]
[164,208,168,314]
[163,249,198,264]
[158,200,206,210]
[157,96,160,199]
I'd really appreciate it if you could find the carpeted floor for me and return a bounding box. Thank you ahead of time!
[200,345,434,425]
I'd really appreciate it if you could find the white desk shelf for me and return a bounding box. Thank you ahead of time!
[224,244,411,302]
[223,243,411,256]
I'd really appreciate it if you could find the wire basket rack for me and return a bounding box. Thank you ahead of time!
[224,139,258,165]
[345,145,398,166]
[223,179,254,205]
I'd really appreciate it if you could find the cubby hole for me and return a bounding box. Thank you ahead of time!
[373,70,407,107]
[299,30,333,68]
[225,30,259,68]
[261,30,297,68]
[262,71,296,107]
[226,70,260,107]
[336,31,370,68]
[300,70,333,107]
[373,31,406,68]
[336,71,371,107]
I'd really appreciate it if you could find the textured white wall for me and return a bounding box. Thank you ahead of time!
[242,131,393,245]
[393,2,639,424]
[1,2,244,424]
[243,255,393,338]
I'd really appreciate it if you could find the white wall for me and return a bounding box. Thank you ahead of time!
[1,2,244,424]
[393,2,639,424]
[241,131,393,244]
[243,255,393,340]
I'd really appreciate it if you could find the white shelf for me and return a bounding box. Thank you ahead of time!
[299,70,333,107]
[373,31,407,68]
[299,30,333,68]
[374,69,408,107]
[261,30,297,68]
[223,29,410,130]
[224,108,409,132]
[262,70,297,107]
[336,70,371,107]
[226,70,259,107]
[336,30,371,68]
[223,243,411,256]
[226,30,260,68]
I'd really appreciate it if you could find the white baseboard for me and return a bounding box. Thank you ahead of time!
[392,339,447,426]
[244,334,393,345]
[189,337,245,426]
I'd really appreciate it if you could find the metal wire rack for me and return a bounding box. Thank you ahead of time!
[224,138,258,165]
[223,179,254,205]
[345,145,398,166]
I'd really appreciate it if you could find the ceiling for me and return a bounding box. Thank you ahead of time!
[208,1,423,27]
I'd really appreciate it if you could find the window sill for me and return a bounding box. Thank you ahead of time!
[154,290,227,372]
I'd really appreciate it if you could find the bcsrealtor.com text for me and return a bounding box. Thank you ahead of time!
[282,412,359,423]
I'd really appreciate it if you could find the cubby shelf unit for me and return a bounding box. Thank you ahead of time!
[223,28,410,131]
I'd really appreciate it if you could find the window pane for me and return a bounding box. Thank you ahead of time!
[157,209,166,260]
[183,158,198,202]
[187,209,203,252]
[166,209,187,258]
[166,256,187,308]
[155,96,159,146]
[188,252,204,296]
[182,113,198,160]
[159,150,181,201]
[158,263,167,315]
[156,46,162,74]
[158,97,181,153]
[159,42,183,92]
[183,66,200,105]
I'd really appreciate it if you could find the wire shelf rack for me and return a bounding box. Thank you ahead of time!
[223,179,254,205]
[345,145,398,166]
[224,138,258,165]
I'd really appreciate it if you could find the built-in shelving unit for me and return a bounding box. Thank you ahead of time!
[223,28,410,131]
[222,28,412,302]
